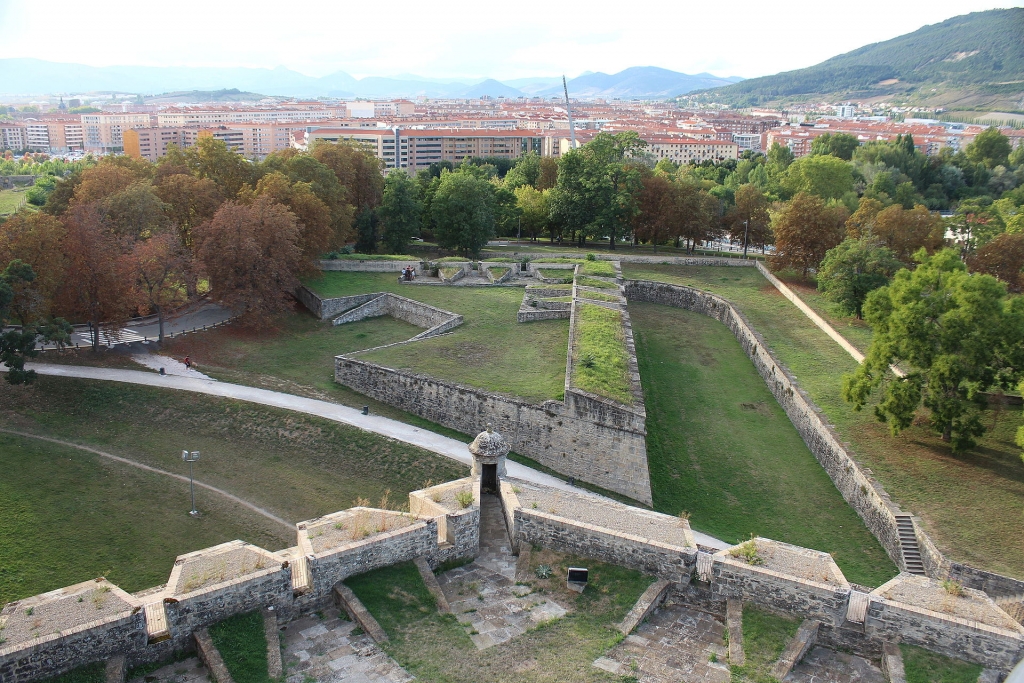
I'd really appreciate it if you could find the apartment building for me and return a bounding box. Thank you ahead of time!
[644,137,739,163]
[23,119,85,152]
[304,127,546,171]
[154,108,344,127]
[123,127,201,161]
[0,124,26,150]
[81,112,154,152]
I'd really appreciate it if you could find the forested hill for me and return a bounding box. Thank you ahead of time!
[700,9,1024,106]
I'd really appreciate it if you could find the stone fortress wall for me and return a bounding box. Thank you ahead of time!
[0,480,482,683]
[327,264,653,504]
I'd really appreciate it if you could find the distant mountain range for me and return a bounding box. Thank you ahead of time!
[700,8,1024,109]
[0,60,742,100]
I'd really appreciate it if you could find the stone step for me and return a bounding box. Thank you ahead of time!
[617,579,672,635]
[334,583,389,644]
[194,629,235,683]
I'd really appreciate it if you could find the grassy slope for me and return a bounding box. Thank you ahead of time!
[0,377,466,602]
[631,302,894,586]
[209,612,271,683]
[0,431,288,603]
[345,551,649,683]
[623,263,1024,580]
[303,272,569,403]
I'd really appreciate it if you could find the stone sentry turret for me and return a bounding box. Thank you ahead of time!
[468,424,509,492]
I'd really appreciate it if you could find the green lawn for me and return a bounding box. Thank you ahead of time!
[630,302,895,586]
[39,662,106,683]
[623,263,1024,580]
[0,377,466,603]
[730,607,800,682]
[0,189,27,215]
[901,645,983,683]
[345,550,650,683]
[209,612,272,683]
[303,273,569,403]
[774,270,874,353]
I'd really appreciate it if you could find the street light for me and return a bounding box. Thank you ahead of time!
[742,219,750,260]
[182,450,201,516]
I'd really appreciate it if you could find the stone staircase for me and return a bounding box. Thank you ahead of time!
[895,515,926,575]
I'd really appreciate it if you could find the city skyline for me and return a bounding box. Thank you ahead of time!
[0,0,1021,83]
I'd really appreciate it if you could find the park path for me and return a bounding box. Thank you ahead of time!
[9,361,728,549]
[0,427,293,530]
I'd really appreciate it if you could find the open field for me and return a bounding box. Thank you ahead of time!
[0,188,28,215]
[0,377,466,602]
[623,263,1024,580]
[631,302,896,586]
[572,303,633,405]
[303,272,570,403]
[345,549,650,683]
[901,645,983,683]
[0,430,289,604]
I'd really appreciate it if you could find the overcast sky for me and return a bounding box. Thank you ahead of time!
[0,0,1021,81]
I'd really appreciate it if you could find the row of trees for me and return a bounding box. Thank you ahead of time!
[0,137,388,376]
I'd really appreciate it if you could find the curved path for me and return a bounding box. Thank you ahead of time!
[9,362,727,549]
[0,427,293,531]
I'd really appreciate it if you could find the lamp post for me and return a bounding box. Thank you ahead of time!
[742,219,750,260]
[182,450,200,516]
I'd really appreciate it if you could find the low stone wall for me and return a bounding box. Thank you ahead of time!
[164,568,293,650]
[517,308,571,322]
[0,593,146,683]
[296,287,380,321]
[334,357,652,503]
[495,253,758,267]
[513,508,695,583]
[865,594,1024,670]
[332,293,463,341]
[318,259,421,272]
[481,264,513,284]
[308,521,437,597]
[624,280,907,572]
[711,555,850,628]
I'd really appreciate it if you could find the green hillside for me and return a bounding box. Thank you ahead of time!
[702,9,1024,107]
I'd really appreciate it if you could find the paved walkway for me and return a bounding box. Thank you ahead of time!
[32,302,235,350]
[282,608,413,683]
[9,362,727,549]
[437,494,569,649]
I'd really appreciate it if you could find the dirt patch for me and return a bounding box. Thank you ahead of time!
[741,401,773,417]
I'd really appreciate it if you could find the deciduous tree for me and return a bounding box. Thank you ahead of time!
[871,204,945,263]
[195,197,303,327]
[722,184,772,253]
[968,232,1024,293]
[379,170,422,253]
[131,232,189,341]
[0,210,66,323]
[769,192,848,276]
[843,249,1024,452]
[56,205,136,350]
[817,238,903,318]
[431,170,495,256]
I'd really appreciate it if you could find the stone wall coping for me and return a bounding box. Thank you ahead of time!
[166,541,284,598]
[169,564,287,603]
[714,553,851,595]
[409,477,478,515]
[306,518,431,561]
[870,593,1024,640]
[517,507,696,555]
[0,611,139,658]
[714,538,848,586]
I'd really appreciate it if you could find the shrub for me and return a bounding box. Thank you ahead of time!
[455,490,474,508]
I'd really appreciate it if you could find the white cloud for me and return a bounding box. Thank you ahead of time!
[0,0,1020,80]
